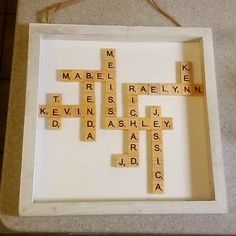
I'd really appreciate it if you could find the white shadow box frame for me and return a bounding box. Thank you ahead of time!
[20,23,227,216]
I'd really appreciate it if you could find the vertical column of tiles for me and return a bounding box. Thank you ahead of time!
[46,94,62,130]
[80,80,96,142]
[180,61,193,96]
[125,83,139,166]
[101,49,117,118]
[148,106,164,193]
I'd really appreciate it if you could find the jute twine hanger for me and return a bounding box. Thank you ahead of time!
[39,0,182,27]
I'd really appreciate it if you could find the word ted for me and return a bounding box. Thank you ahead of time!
[39,49,204,194]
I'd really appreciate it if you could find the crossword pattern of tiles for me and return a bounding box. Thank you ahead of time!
[38,48,204,194]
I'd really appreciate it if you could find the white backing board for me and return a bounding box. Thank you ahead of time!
[34,38,214,202]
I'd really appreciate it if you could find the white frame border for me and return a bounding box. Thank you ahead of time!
[19,23,227,216]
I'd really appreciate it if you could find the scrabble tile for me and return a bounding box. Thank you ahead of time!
[38,105,50,118]
[125,105,139,117]
[151,156,164,166]
[104,105,117,117]
[102,60,116,71]
[181,85,193,96]
[111,154,127,167]
[117,117,129,129]
[150,118,162,129]
[81,126,96,142]
[151,181,164,193]
[81,93,96,104]
[139,118,151,130]
[47,93,62,105]
[70,105,83,117]
[83,118,96,129]
[138,83,149,95]
[94,71,105,82]
[124,83,139,95]
[150,130,163,142]
[105,81,116,93]
[81,82,95,93]
[104,71,116,81]
[127,129,139,142]
[127,142,139,157]
[180,61,192,84]
[152,169,164,181]
[50,107,62,118]
[149,83,160,95]
[127,95,138,105]
[104,93,116,105]
[148,106,161,117]
[84,70,95,80]
[46,118,62,130]
[170,83,181,95]
[101,48,116,59]
[126,157,139,167]
[193,84,204,96]
[82,104,96,117]
[151,142,163,155]
[160,84,171,95]
[103,117,118,129]
[128,118,139,129]
[162,117,173,130]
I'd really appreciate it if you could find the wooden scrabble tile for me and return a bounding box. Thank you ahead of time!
[149,83,160,95]
[47,93,62,105]
[162,117,173,130]
[50,107,62,118]
[81,82,95,93]
[56,70,84,82]
[181,84,193,96]
[127,95,138,105]
[101,48,116,60]
[128,118,139,129]
[170,83,181,95]
[46,117,61,130]
[94,70,105,82]
[151,156,164,166]
[148,106,161,117]
[102,60,116,71]
[105,80,116,93]
[84,70,95,80]
[127,129,139,142]
[139,118,151,130]
[124,83,139,95]
[152,168,164,181]
[117,117,129,129]
[150,118,162,129]
[125,105,139,117]
[82,118,96,129]
[151,142,163,155]
[180,61,192,84]
[111,154,127,167]
[160,84,171,95]
[38,105,50,118]
[126,157,139,167]
[70,105,83,117]
[104,93,116,105]
[103,117,118,129]
[150,130,163,142]
[138,83,149,95]
[81,93,96,104]
[193,84,204,96]
[127,141,139,157]
[82,105,96,117]
[104,105,117,117]
[104,71,116,81]
[81,126,96,142]
[151,180,164,193]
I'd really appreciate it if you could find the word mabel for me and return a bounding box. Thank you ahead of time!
[39,48,204,194]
